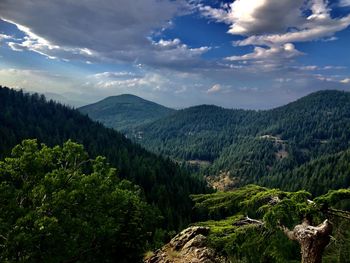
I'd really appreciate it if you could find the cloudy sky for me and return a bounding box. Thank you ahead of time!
[1,0,350,109]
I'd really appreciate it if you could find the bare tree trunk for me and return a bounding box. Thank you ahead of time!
[282,219,332,263]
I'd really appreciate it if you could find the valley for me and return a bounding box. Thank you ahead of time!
[1,86,350,263]
[82,90,350,195]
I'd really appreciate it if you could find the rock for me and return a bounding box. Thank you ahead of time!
[183,234,207,250]
[144,226,228,263]
[170,226,210,250]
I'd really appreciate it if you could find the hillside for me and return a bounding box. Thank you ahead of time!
[135,90,350,194]
[78,94,176,132]
[137,105,258,161]
[260,149,350,196]
[0,86,209,232]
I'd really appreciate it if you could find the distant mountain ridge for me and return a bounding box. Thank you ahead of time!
[133,90,350,194]
[78,94,176,132]
[77,90,350,194]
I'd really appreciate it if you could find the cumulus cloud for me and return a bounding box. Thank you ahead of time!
[235,15,350,46]
[200,0,350,47]
[147,38,210,68]
[340,78,350,83]
[197,0,350,77]
[155,38,182,48]
[199,0,304,36]
[226,43,303,61]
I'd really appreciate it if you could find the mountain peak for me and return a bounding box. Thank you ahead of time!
[78,94,175,131]
[103,93,143,100]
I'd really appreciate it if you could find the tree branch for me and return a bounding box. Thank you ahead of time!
[279,225,297,241]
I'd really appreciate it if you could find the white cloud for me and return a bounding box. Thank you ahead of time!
[323,65,346,70]
[235,15,350,46]
[200,0,350,47]
[293,65,347,71]
[207,84,222,93]
[199,0,304,36]
[4,21,99,61]
[90,70,176,92]
[226,43,303,61]
[340,78,350,83]
[93,71,141,79]
[151,38,210,58]
[298,65,319,71]
[275,78,292,83]
[339,0,350,7]
[197,0,350,78]
[155,38,182,48]
[0,33,12,41]
[0,33,16,46]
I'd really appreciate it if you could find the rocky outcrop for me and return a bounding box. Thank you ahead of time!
[144,226,228,263]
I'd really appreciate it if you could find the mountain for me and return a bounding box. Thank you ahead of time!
[0,86,209,232]
[134,90,350,194]
[78,94,176,132]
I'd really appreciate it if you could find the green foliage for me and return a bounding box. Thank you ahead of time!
[78,94,175,132]
[0,139,159,263]
[197,216,299,263]
[261,149,350,196]
[135,90,350,194]
[192,185,350,263]
[192,185,267,221]
[0,86,210,232]
[323,219,350,263]
[314,189,350,207]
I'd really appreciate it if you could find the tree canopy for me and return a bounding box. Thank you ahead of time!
[0,140,158,263]
[192,185,350,263]
[134,90,350,194]
[0,86,210,233]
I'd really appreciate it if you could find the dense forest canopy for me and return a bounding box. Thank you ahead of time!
[0,86,210,234]
[1,85,350,263]
[0,140,157,262]
[124,90,350,195]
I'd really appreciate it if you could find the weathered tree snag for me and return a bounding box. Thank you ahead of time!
[282,219,333,263]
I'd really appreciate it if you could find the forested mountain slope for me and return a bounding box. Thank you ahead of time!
[260,149,350,196]
[138,105,258,161]
[78,94,175,132]
[0,86,209,231]
[136,90,350,193]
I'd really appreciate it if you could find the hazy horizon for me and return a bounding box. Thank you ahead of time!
[17,87,346,111]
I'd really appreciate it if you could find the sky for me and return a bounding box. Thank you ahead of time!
[1,0,350,109]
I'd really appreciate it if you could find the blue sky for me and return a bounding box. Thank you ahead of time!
[1,0,350,109]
